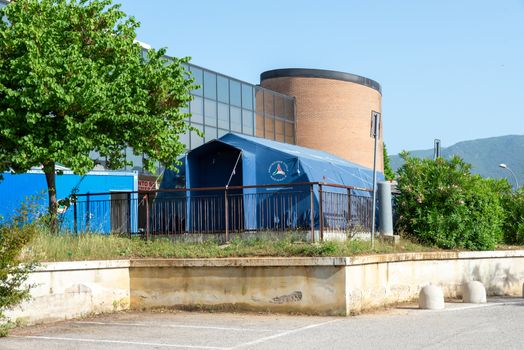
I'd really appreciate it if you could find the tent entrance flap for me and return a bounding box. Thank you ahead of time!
[188,141,243,189]
[187,141,244,232]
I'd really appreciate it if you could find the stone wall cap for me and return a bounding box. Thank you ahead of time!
[33,250,524,271]
[36,259,130,272]
[129,257,350,268]
[346,250,524,265]
[129,250,524,268]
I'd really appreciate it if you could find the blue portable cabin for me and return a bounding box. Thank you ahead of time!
[158,133,382,232]
[0,170,138,233]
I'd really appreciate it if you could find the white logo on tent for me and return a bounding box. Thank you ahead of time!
[269,161,288,182]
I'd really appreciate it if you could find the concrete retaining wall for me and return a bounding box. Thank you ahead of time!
[129,258,348,315]
[5,260,130,325]
[344,251,524,313]
[7,251,524,323]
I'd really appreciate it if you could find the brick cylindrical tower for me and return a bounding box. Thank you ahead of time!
[260,68,383,171]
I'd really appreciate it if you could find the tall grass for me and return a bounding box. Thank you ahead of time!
[22,231,433,262]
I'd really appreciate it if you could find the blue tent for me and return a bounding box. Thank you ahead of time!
[157,133,382,232]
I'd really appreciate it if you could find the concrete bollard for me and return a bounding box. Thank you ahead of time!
[462,281,487,303]
[419,284,445,310]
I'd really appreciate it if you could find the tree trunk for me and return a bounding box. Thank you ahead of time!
[43,161,58,233]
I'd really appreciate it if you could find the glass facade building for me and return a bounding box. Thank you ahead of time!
[119,60,296,174]
[182,63,296,150]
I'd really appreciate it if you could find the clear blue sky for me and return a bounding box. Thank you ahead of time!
[118,0,524,154]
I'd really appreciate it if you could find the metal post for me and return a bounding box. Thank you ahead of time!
[347,188,352,229]
[370,111,380,248]
[318,184,324,241]
[86,193,90,233]
[127,192,132,235]
[224,188,229,242]
[310,184,315,242]
[73,198,78,234]
[145,194,150,241]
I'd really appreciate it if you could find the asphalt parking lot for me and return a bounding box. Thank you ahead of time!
[2,297,524,350]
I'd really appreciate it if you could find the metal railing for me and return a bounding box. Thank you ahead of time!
[64,182,373,242]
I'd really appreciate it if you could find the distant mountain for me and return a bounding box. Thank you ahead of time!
[390,135,524,187]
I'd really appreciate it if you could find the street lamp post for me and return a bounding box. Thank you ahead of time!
[370,111,381,249]
[499,163,519,189]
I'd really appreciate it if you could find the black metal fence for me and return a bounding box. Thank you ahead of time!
[65,182,373,242]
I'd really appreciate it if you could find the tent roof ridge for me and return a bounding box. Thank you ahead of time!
[221,133,366,169]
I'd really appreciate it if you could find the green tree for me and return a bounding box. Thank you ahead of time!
[383,143,395,181]
[501,187,524,244]
[395,153,506,250]
[0,0,194,231]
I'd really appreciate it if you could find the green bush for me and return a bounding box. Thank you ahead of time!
[0,204,38,335]
[395,153,506,250]
[501,188,524,244]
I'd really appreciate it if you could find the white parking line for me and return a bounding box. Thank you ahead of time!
[15,321,340,350]
[76,321,279,332]
[230,319,340,349]
[426,300,524,313]
[14,335,229,349]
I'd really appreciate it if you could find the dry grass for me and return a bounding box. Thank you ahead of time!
[21,231,436,262]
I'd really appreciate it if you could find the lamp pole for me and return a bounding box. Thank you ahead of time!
[370,111,381,249]
[499,163,519,189]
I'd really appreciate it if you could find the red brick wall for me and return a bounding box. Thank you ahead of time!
[261,76,383,171]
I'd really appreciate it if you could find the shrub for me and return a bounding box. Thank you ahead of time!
[0,204,38,335]
[395,153,506,250]
[501,188,524,244]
